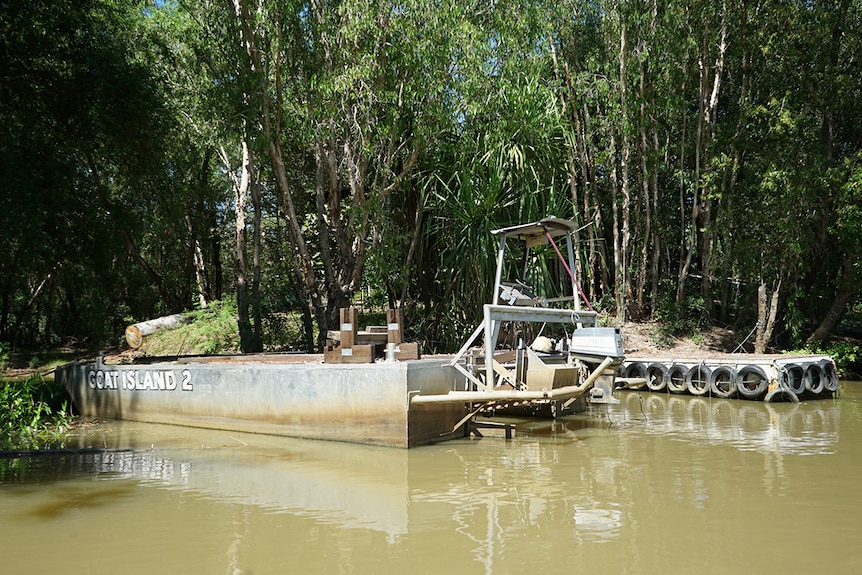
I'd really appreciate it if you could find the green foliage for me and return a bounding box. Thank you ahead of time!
[2,0,862,355]
[652,291,706,349]
[0,375,72,451]
[0,0,194,347]
[793,340,861,379]
[260,312,317,352]
[593,293,618,317]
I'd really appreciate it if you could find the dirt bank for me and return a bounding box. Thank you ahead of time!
[619,322,744,358]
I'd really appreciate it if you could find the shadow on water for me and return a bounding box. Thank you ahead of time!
[470,405,618,444]
[21,482,138,520]
[1,454,139,520]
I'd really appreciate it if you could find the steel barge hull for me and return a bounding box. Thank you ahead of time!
[57,354,470,448]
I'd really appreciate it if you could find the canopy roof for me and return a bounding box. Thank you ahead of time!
[491,216,578,247]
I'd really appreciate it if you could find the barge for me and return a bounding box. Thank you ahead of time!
[57,217,624,448]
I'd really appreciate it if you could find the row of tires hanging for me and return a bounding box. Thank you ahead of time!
[620,358,839,401]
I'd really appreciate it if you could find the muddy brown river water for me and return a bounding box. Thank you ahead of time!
[2,383,861,575]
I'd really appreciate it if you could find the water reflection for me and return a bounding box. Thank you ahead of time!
[571,505,623,542]
[609,390,841,455]
[590,391,843,500]
[5,432,412,540]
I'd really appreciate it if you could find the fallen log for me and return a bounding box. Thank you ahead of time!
[125,313,190,349]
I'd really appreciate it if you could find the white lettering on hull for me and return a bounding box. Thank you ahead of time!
[87,369,193,391]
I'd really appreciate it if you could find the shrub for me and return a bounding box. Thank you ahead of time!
[0,375,72,450]
[794,339,861,378]
[652,293,707,348]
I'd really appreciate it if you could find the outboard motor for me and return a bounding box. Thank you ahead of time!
[570,327,625,404]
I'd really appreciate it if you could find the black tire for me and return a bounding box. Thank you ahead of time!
[685,365,711,396]
[820,359,839,393]
[803,363,825,395]
[781,364,805,396]
[764,387,800,403]
[622,362,648,390]
[667,364,688,394]
[646,363,669,392]
[709,366,737,398]
[623,362,647,378]
[736,365,769,400]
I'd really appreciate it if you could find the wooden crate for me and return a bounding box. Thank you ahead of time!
[324,343,375,364]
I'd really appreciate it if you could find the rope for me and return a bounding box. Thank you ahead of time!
[732,322,761,353]
[544,230,595,312]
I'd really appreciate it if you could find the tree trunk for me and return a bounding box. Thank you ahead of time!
[209,193,223,301]
[550,35,599,304]
[649,127,663,318]
[233,0,323,349]
[399,192,424,306]
[636,59,651,319]
[754,276,781,354]
[227,132,257,353]
[581,102,608,299]
[314,139,352,340]
[609,131,623,318]
[676,82,693,306]
[618,16,631,321]
[10,269,54,345]
[807,257,857,343]
[251,176,263,350]
[186,215,209,309]
[698,2,728,314]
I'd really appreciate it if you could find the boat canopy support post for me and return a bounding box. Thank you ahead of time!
[566,232,580,314]
[450,322,488,391]
[493,234,507,306]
